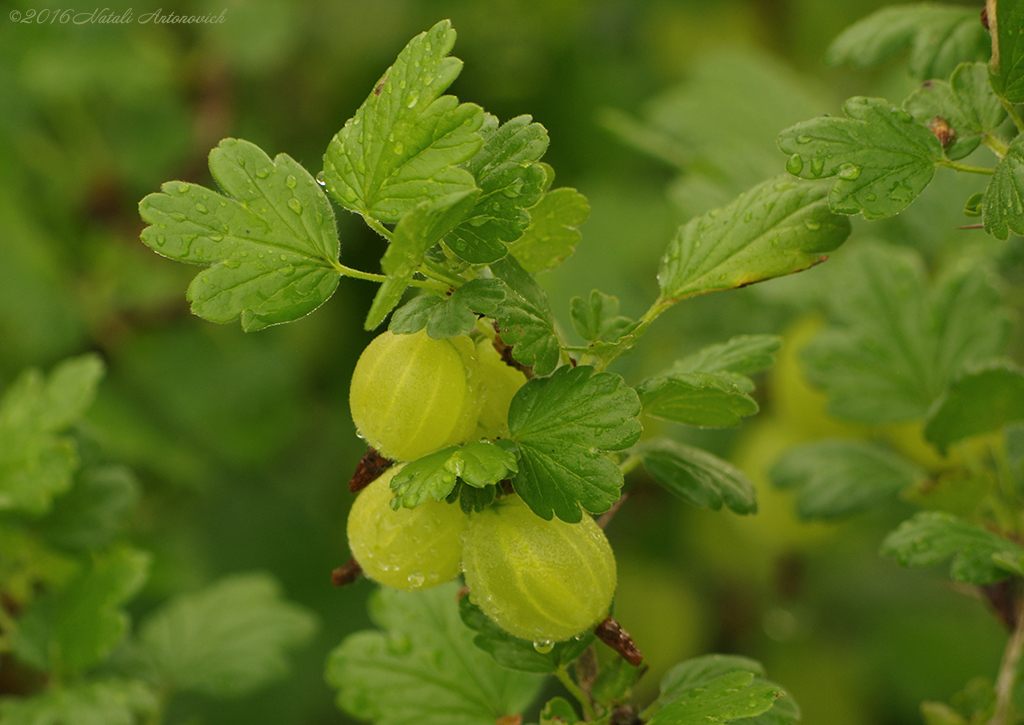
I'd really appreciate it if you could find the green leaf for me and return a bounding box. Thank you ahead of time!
[672,334,782,380]
[771,440,926,519]
[491,255,561,375]
[12,547,150,675]
[323,20,484,222]
[639,439,757,514]
[804,244,1011,424]
[650,671,782,725]
[139,572,317,697]
[0,679,158,725]
[508,188,590,274]
[637,373,759,428]
[983,134,1024,240]
[452,481,498,513]
[443,115,550,263]
[592,656,644,704]
[825,5,989,81]
[389,441,519,509]
[365,189,480,330]
[569,290,635,343]
[36,466,140,552]
[326,583,544,725]
[139,138,342,331]
[880,511,1024,584]
[390,279,505,339]
[507,365,642,522]
[0,355,103,516]
[778,98,944,219]
[457,596,594,674]
[990,0,1024,102]
[541,697,581,725]
[904,62,1007,160]
[924,361,1024,453]
[657,176,849,302]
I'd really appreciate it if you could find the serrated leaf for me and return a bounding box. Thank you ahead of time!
[508,188,590,274]
[771,440,925,519]
[924,361,1024,453]
[804,244,1011,424]
[390,278,505,338]
[639,439,757,514]
[881,511,1024,584]
[658,176,849,302]
[139,138,341,331]
[0,679,158,725]
[778,98,944,219]
[491,255,560,375]
[650,671,782,725]
[390,441,519,509]
[36,466,139,551]
[365,189,480,330]
[983,134,1024,240]
[0,355,103,516]
[637,373,759,428]
[323,20,484,222]
[990,0,1024,102]
[570,290,635,343]
[12,547,150,675]
[443,115,550,263]
[326,583,544,725]
[904,62,1007,160]
[139,572,317,697]
[508,365,641,522]
[454,481,498,513]
[826,5,989,81]
[660,656,798,725]
[672,335,782,379]
[458,596,594,674]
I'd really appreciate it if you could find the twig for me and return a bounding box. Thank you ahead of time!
[990,595,1024,725]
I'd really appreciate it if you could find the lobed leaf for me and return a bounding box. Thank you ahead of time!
[639,439,757,514]
[389,441,519,509]
[657,176,848,302]
[672,334,781,379]
[570,290,635,343]
[0,679,158,725]
[771,440,925,519]
[637,373,759,428]
[139,138,341,331]
[924,361,1024,453]
[36,466,140,552]
[778,97,944,219]
[491,255,561,375]
[649,671,782,725]
[507,365,642,522]
[508,187,590,274]
[990,0,1024,102]
[322,20,484,222]
[390,278,505,339]
[983,134,1024,240]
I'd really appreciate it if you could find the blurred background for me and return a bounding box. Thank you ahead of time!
[1,0,1016,723]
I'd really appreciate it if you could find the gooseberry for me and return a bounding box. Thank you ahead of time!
[474,338,528,440]
[461,494,617,642]
[349,330,481,462]
[347,465,469,591]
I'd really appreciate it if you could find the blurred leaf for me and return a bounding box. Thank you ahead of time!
[771,440,926,519]
[990,0,1024,102]
[983,134,1024,240]
[570,290,634,343]
[541,697,581,724]
[326,583,544,725]
[36,466,139,552]
[637,373,758,428]
[0,679,158,725]
[457,596,593,674]
[826,5,989,81]
[650,671,782,725]
[0,526,77,607]
[592,655,644,704]
[778,98,944,219]
[657,176,849,302]
[444,115,549,263]
[365,189,480,330]
[508,365,641,522]
[12,547,150,675]
[640,439,757,514]
[672,334,782,380]
[920,701,969,725]
[0,355,103,515]
[323,20,483,223]
[139,138,341,331]
[491,255,560,375]
[389,441,519,509]
[903,62,1006,161]
[881,511,1024,584]
[924,361,1024,452]
[508,188,590,274]
[139,572,317,697]
[804,244,1011,424]
[390,279,504,339]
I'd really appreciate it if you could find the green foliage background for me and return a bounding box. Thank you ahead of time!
[2,0,1019,724]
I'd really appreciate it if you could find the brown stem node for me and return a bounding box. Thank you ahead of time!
[594,616,644,666]
[349,447,394,493]
[331,558,363,587]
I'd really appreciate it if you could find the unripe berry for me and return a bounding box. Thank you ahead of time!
[349,330,481,462]
[461,495,617,642]
[474,338,528,440]
[347,465,469,591]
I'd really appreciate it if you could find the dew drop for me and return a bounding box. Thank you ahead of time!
[285,175,297,188]
[279,254,287,262]
[407,93,419,108]
[393,142,405,155]
[170,212,186,222]
[316,171,326,187]
[223,260,240,269]
[236,156,246,167]
[255,168,270,179]
[209,233,223,242]
[785,155,804,176]
[532,640,554,654]
[407,572,426,588]
[195,202,209,213]
[288,198,303,214]
[836,162,861,180]
[280,265,296,277]
[810,156,826,177]
[804,219,821,231]
[156,235,166,246]
[795,135,812,145]
[177,183,189,194]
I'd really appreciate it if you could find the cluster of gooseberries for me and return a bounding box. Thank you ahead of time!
[346,329,618,643]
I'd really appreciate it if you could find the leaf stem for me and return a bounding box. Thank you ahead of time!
[1001,98,1024,133]
[556,665,596,721]
[362,214,393,241]
[989,596,1024,725]
[937,159,995,176]
[984,133,1011,159]
[420,258,463,288]
[331,262,449,292]
[593,296,674,372]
